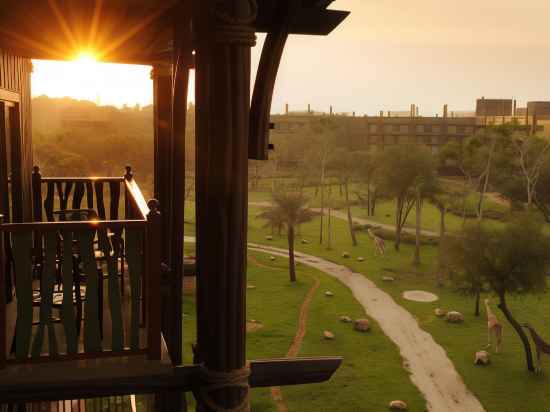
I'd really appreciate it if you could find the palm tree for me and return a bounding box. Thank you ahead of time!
[258,192,317,282]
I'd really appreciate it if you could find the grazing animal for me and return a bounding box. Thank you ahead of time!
[367,229,385,256]
[484,299,503,352]
[522,323,550,373]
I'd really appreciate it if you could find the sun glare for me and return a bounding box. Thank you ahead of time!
[75,51,98,64]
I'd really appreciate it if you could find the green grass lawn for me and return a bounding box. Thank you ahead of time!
[181,249,425,411]
[244,209,550,412]
[182,188,550,412]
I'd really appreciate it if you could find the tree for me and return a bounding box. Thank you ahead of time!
[411,163,438,265]
[257,192,317,282]
[446,216,550,372]
[512,134,550,209]
[376,145,435,251]
[439,126,509,220]
[355,151,379,217]
[328,149,367,246]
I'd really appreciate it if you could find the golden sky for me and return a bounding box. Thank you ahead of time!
[32,0,550,114]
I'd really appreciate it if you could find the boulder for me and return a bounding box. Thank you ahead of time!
[342,252,350,258]
[340,315,352,323]
[354,318,371,332]
[382,276,396,282]
[265,235,273,241]
[301,239,310,245]
[247,285,257,290]
[389,400,408,410]
[434,308,446,317]
[446,311,464,323]
[323,331,335,340]
[474,350,490,366]
[325,291,334,297]
[269,256,276,261]
[357,257,365,262]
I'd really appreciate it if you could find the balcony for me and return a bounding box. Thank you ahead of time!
[0,168,168,404]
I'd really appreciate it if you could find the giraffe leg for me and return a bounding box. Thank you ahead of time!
[486,328,492,348]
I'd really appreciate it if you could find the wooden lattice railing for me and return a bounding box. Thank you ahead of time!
[0,168,162,367]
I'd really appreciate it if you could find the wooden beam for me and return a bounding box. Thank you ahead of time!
[0,357,342,403]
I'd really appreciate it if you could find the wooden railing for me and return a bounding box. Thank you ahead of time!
[0,168,162,367]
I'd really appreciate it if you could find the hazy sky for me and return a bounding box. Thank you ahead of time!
[32,0,550,115]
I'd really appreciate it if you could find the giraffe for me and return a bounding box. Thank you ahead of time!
[367,229,385,256]
[522,323,550,373]
[484,298,502,353]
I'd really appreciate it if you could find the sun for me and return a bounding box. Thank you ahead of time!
[75,51,98,65]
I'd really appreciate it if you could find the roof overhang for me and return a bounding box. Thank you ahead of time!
[0,0,348,65]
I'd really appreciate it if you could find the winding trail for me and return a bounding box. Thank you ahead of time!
[186,236,485,411]
[248,202,439,237]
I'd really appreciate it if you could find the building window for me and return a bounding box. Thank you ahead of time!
[465,126,474,135]
[424,125,432,133]
[448,125,457,134]
[384,135,394,144]
[392,124,400,133]
[457,126,466,134]
[431,146,440,154]
[369,124,378,133]
[416,125,424,133]
[400,125,409,133]
[384,124,392,133]
[433,125,441,133]
[431,136,439,144]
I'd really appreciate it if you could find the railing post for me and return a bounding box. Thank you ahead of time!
[31,166,43,262]
[146,199,162,360]
[0,215,6,369]
[124,166,133,220]
[32,166,42,222]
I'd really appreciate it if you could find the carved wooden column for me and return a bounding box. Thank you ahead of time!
[194,0,256,410]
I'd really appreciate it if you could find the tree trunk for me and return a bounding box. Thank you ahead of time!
[288,225,297,283]
[366,176,371,217]
[474,288,480,317]
[413,193,421,266]
[327,207,332,250]
[395,198,402,251]
[371,190,377,216]
[477,139,496,220]
[344,182,358,246]
[439,208,446,238]
[319,174,325,245]
[498,293,535,372]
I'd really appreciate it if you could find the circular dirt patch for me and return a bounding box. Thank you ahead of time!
[403,290,439,303]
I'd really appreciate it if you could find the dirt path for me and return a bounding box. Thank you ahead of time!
[248,252,320,412]
[248,202,439,237]
[186,236,485,411]
[247,243,485,412]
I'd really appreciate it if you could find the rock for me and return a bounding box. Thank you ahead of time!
[342,252,350,258]
[382,276,396,282]
[389,400,408,410]
[301,239,310,244]
[474,350,490,366]
[340,316,352,323]
[325,291,334,297]
[446,311,464,323]
[357,257,365,262]
[434,308,446,317]
[247,285,256,290]
[265,235,273,241]
[269,256,276,261]
[354,318,371,332]
[323,331,335,340]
